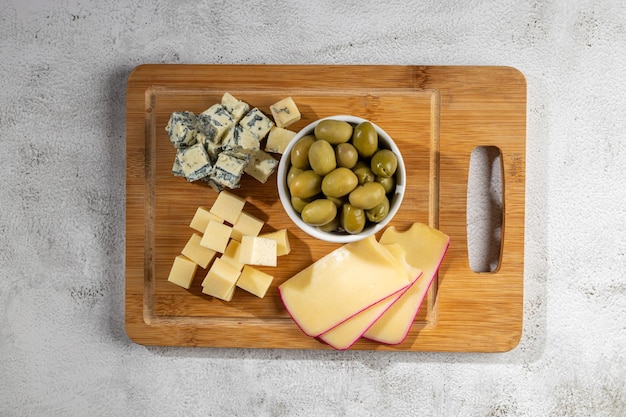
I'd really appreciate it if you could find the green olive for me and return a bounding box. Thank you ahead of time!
[335,143,358,169]
[348,181,386,210]
[352,161,375,185]
[326,195,347,207]
[317,217,341,233]
[287,166,303,187]
[321,167,358,198]
[290,196,310,213]
[301,199,338,227]
[289,170,322,199]
[370,149,398,178]
[308,139,336,176]
[340,203,366,234]
[352,121,378,158]
[314,120,353,145]
[290,135,316,169]
[365,196,390,223]
[376,175,396,194]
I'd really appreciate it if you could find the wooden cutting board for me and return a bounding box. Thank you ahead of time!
[125,65,526,351]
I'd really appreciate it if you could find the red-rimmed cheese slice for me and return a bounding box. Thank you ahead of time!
[278,235,413,337]
[363,223,450,345]
[318,243,422,350]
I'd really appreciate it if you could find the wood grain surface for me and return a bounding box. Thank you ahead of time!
[125,65,526,351]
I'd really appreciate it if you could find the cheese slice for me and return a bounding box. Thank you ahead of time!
[363,223,450,345]
[317,244,422,350]
[278,235,412,337]
[318,292,403,350]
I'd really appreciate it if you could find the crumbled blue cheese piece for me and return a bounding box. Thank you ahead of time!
[222,124,261,153]
[239,108,274,140]
[209,152,248,189]
[221,93,250,122]
[269,97,301,128]
[244,149,278,183]
[176,143,212,181]
[165,111,198,149]
[197,104,235,144]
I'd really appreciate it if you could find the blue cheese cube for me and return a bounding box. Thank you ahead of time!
[244,150,278,183]
[197,104,235,144]
[269,97,301,128]
[222,124,261,153]
[165,111,197,149]
[197,131,223,164]
[239,108,274,140]
[209,152,247,189]
[265,126,297,154]
[177,143,212,181]
[221,93,250,122]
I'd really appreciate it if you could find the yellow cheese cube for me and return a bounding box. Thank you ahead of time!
[181,233,217,269]
[269,97,301,128]
[221,284,237,302]
[238,236,277,267]
[265,126,296,154]
[237,265,274,298]
[200,220,232,253]
[220,239,245,272]
[258,229,291,256]
[231,211,264,241]
[209,190,246,224]
[189,206,223,233]
[201,257,241,301]
[167,255,198,289]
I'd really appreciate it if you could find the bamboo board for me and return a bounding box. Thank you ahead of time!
[125,65,526,351]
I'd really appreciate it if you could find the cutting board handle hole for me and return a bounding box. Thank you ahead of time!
[466,146,503,273]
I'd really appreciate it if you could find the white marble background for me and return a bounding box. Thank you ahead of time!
[1,0,625,416]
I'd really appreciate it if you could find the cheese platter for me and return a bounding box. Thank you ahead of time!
[125,65,526,351]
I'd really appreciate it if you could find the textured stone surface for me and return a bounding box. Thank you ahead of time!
[1,0,625,415]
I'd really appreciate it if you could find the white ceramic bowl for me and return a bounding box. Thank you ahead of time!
[277,115,406,243]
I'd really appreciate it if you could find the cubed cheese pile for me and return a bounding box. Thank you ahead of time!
[166,93,301,191]
[167,190,291,301]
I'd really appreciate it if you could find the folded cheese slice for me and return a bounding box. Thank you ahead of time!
[317,244,422,350]
[363,223,450,345]
[278,235,413,337]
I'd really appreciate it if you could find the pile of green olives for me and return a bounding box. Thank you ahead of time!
[286,119,399,235]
